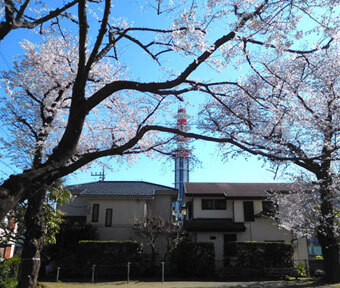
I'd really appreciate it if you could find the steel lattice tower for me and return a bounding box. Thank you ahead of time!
[174,108,190,204]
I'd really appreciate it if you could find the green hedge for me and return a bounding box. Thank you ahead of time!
[0,256,20,288]
[223,241,294,279]
[170,241,215,277]
[77,240,143,265]
[74,240,143,279]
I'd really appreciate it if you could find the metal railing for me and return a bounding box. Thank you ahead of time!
[51,261,167,283]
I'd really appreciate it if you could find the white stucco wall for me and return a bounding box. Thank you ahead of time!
[87,198,147,226]
[233,200,263,222]
[233,200,244,222]
[238,218,292,242]
[193,198,233,219]
[83,193,175,258]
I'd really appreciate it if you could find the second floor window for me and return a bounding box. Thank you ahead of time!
[105,208,113,227]
[243,201,254,221]
[92,204,99,222]
[202,199,226,210]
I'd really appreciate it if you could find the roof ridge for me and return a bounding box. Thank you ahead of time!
[185,182,293,184]
[67,180,176,188]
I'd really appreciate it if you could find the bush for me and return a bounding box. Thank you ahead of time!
[75,240,143,279]
[0,256,21,288]
[170,241,215,277]
[40,221,97,279]
[223,241,294,279]
[295,262,306,278]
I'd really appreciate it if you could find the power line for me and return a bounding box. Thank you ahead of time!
[0,42,11,70]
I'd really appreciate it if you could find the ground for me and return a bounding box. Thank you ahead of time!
[39,279,340,288]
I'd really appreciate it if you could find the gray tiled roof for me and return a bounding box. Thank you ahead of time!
[184,182,294,199]
[67,181,176,196]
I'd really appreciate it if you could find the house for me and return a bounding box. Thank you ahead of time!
[0,215,17,259]
[183,182,309,268]
[59,181,178,254]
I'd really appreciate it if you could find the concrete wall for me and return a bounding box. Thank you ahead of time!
[294,236,309,261]
[195,232,225,263]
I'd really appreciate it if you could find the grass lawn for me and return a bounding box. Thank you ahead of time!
[39,279,340,288]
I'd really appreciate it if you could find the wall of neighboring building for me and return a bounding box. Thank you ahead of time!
[149,192,175,222]
[87,198,146,225]
[58,195,88,216]
[86,197,146,241]
[86,194,175,258]
[0,215,17,259]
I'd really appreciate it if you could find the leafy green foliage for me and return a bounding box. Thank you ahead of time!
[170,241,215,277]
[223,241,294,279]
[0,256,20,288]
[41,219,97,278]
[77,240,143,265]
[295,262,307,278]
[0,180,70,247]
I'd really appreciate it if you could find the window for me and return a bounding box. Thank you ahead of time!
[92,204,99,222]
[262,201,276,216]
[105,208,112,227]
[202,199,226,210]
[214,199,226,210]
[210,236,216,240]
[202,199,214,209]
[243,201,254,221]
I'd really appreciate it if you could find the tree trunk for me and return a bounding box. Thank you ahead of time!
[316,177,340,283]
[17,189,46,288]
[318,236,340,283]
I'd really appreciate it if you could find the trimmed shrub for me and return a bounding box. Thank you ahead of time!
[170,241,215,277]
[77,240,143,265]
[40,221,97,279]
[75,240,143,279]
[0,256,20,288]
[223,241,294,279]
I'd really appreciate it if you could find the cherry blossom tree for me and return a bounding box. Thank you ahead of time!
[0,0,79,41]
[0,33,172,287]
[134,215,181,269]
[272,177,340,239]
[199,46,340,282]
[0,0,338,286]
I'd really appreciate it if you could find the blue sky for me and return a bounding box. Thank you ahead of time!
[0,1,290,187]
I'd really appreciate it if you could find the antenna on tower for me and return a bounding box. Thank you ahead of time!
[91,166,105,181]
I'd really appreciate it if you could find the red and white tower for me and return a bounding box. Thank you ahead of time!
[174,108,190,203]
